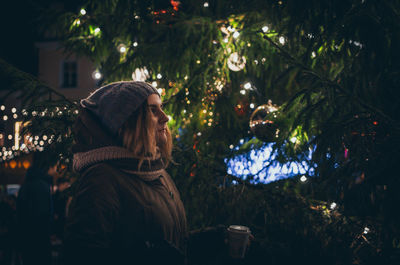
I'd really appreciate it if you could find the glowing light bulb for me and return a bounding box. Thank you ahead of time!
[363,227,370,234]
[8,135,12,140]
[92,70,102,80]
[13,114,18,119]
[157,73,162,79]
[223,38,228,43]
[133,42,138,47]
[94,27,101,34]
[197,132,202,137]
[279,36,285,45]
[80,8,86,15]
[152,81,158,87]
[3,115,8,121]
[0,105,5,110]
[330,202,337,210]
[233,31,240,39]
[311,51,316,58]
[203,2,209,7]
[290,137,297,143]
[118,44,127,53]
[300,175,307,182]
[11,108,16,113]
[250,103,255,109]
[262,26,269,33]
[244,82,251,90]
[229,145,234,149]
[240,90,246,95]
[157,89,163,95]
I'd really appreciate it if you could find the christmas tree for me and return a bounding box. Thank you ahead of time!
[1,0,400,263]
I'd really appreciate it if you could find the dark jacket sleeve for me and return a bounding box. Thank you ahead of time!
[62,164,120,265]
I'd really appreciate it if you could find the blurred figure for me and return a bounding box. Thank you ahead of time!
[0,193,18,265]
[52,177,70,241]
[16,151,58,265]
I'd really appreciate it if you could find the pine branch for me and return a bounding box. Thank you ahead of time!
[261,34,398,128]
[0,58,76,107]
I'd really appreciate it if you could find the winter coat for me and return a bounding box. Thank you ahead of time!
[63,108,188,265]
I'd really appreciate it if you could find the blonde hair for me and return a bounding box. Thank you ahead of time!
[118,101,172,169]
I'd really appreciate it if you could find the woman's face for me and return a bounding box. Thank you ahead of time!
[147,94,169,146]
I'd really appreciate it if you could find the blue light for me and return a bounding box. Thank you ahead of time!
[225,141,314,184]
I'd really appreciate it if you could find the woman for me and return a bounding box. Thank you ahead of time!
[63,81,188,265]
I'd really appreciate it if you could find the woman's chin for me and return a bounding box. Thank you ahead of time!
[156,133,167,147]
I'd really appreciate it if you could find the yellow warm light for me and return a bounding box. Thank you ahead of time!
[22,160,31,169]
[15,122,22,150]
[9,160,17,169]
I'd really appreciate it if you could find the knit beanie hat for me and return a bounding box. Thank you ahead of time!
[80,81,159,134]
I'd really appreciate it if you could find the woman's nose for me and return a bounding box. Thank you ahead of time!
[159,110,169,123]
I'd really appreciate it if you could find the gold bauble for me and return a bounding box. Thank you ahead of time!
[249,102,280,142]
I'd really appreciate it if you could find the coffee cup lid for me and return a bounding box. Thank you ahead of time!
[228,225,250,233]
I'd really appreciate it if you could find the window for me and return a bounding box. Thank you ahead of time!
[62,61,77,88]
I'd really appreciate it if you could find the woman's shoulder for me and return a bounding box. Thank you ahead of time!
[78,162,122,188]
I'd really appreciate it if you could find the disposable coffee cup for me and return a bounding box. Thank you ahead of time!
[227,225,251,259]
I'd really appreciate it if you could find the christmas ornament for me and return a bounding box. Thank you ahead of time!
[228,52,246,71]
[249,101,280,142]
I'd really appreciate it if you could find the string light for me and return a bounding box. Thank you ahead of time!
[73,19,81,26]
[240,90,246,95]
[13,114,18,119]
[92,70,102,80]
[250,103,255,109]
[279,36,285,45]
[311,51,316,58]
[94,27,101,34]
[133,42,138,47]
[233,31,240,39]
[11,108,16,113]
[363,227,370,234]
[290,137,297,143]
[203,2,209,7]
[330,202,337,210]
[3,115,8,121]
[262,26,269,33]
[300,175,307,182]
[0,105,5,111]
[80,8,86,15]
[244,82,251,90]
[117,44,127,53]
[157,73,162,79]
